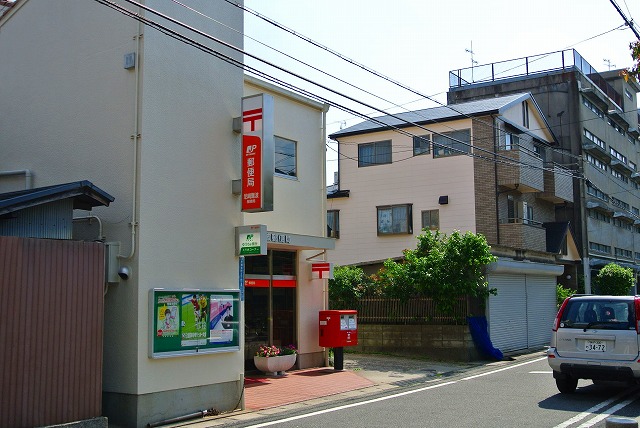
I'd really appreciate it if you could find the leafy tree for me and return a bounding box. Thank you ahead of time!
[328,265,375,309]
[375,230,497,314]
[592,263,635,296]
[623,40,640,80]
[556,284,573,308]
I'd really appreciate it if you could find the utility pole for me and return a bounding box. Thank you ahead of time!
[609,0,640,40]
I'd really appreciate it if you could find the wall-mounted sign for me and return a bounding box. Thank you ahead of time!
[149,289,240,358]
[311,262,334,280]
[241,94,274,212]
[236,224,267,256]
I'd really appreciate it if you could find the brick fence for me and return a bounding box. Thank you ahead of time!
[349,324,481,361]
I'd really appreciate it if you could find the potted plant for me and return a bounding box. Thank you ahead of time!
[254,344,298,375]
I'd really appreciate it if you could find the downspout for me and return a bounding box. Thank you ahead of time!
[119,17,142,262]
[0,169,33,189]
[321,104,330,368]
[493,116,500,244]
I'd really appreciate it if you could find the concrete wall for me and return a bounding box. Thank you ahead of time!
[351,324,480,362]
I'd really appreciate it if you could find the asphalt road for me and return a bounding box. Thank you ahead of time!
[229,357,640,428]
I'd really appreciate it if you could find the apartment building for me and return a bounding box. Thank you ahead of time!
[449,49,640,292]
[328,93,578,352]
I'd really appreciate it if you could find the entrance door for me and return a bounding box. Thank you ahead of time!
[244,250,297,369]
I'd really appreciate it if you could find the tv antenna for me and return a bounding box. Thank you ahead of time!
[603,58,615,70]
[465,41,478,82]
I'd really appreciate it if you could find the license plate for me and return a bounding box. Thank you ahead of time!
[585,340,606,352]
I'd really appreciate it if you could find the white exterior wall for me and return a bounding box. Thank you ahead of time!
[242,78,329,358]
[329,121,477,266]
[0,0,245,398]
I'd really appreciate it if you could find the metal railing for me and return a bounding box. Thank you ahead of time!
[331,297,468,325]
[449,49,623,109]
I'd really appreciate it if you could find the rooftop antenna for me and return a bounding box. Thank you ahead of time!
[603,58,615,70]
[465,41,478,82]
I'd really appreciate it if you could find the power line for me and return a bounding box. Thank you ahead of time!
[609,0,640,40]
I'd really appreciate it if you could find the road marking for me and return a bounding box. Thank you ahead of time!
[460,357,547,381]
[246,357,546,428]
[245,381,457,428]
[576,390,640,428]
[552,389,638,428]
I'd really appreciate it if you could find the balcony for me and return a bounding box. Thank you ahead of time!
[498,221,547,253]
[608,108,629,128]
[496,145,544,192]
[610,158,634,175]
[538,162,574,203]
[582,135,610,160]
[586,199,613,214]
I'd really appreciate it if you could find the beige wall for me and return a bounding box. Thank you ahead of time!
[329,120,477,266]
[0,0,245,396]
[242,77,330,357]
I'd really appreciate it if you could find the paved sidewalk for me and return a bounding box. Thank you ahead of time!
[167,351,528,428]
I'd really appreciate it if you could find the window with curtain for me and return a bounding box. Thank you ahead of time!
[377,204,412,235]
[433,129,470,158]
[358,140,392,167]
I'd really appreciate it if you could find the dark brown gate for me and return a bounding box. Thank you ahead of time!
[0,236,104,428]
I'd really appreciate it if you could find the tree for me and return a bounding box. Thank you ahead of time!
[622,40,640,80]
[375,230,497,314]
[592,263,634,296]
[328,265,375,309]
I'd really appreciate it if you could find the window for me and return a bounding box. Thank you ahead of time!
[610,147,627,164]
[522,101,529,128]
[421,209,439,231]
[608,117,625,135]
[615,248,633,259]
[275,136,297,177]
[584,129,606,150]
[611,169,628,183]
[586,153,607,171]
[358,140,392,167]
[413,135,431,156]
[611,197,629,211]
[630,161,637,171]
[589,242,611,254]
[507,197,533,224]
[582,96,605,118]
[327,210,339,239]
[503,132,519,151]
[588,209,610,223]
[433,129,471,158]
[377,204,412,235]
[586,182,608,201]
[625,88,633,101]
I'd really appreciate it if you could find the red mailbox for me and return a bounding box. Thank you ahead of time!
[319,310,358,348]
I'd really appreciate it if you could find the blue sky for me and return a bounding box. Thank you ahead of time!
[242,0,640,184]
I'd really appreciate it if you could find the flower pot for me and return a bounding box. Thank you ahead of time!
[254,354,297,375]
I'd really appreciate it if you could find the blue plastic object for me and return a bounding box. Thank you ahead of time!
[467,316,503,360]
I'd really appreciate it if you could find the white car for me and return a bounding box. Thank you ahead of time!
[547,295,640,393]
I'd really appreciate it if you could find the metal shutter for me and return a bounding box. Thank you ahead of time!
[488,274,528,352]
[525,275,556,348]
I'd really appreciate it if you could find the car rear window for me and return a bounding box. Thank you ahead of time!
[559,299,635,330]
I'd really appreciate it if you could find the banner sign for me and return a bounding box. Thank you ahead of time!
[149,289,240,358]
[236,224,267,256]
[311,262,334,279]
[241,94,274,212]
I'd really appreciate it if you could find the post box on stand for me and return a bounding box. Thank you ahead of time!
[319,310,357,370]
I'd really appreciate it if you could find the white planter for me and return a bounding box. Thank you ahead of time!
[253,354,297,375]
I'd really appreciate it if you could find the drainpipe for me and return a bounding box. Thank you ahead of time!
[119,17,142,262]
[72,215,104,240]
[0,169,33,189]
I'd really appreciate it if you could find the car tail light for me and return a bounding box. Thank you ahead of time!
[635,297,640,333]
[553,297,570,332]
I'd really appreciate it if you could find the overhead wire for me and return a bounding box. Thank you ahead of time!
[95,0,578,179]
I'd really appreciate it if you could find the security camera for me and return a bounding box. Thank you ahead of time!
[118,266,130,280]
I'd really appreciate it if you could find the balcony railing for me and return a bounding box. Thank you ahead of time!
[449,49,623,109]
[496,144,544,192]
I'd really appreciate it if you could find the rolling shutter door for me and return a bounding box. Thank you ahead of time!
[488,274,528,352]
[526,275,556,348]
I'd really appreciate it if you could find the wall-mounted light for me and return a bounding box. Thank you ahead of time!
[438,195,449,205]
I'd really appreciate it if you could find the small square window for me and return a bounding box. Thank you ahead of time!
[358,140,392,167]
[377,204,412,235]
[413,135,431,156]
[421,209,439,230]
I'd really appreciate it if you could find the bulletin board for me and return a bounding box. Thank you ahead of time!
[149,289,240,358]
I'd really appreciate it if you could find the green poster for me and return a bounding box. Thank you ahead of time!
[150,289,240,358]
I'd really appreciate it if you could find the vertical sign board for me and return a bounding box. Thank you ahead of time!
[149,289,240,358]
[242,94,274,212]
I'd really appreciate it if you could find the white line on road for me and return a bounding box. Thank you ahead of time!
[576,390,640,428]
[552,389,638,428]
[246,357,546,428]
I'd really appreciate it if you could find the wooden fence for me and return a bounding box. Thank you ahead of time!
[331,297,469,325]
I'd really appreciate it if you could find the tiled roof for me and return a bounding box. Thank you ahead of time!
[330,93,531,138]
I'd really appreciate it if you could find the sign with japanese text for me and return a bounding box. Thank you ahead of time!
[241,94,274,212]
[235,224,267,256]
[149,289,240,358]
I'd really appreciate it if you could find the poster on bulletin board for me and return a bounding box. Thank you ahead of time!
[149,289,240,358]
